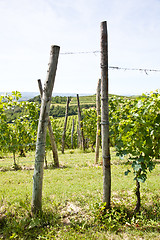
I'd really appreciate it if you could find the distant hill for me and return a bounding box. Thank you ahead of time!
[0,91,135,102]
[0,92,39,101]
[0,92,94,101]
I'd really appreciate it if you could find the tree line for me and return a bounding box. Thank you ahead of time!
[5,94,96,122]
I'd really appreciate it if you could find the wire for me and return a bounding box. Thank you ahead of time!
[60,50,100,55]
[60,50,160,74]
[109,66,160,74]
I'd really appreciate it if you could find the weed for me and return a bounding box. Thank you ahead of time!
[11,163,22,171]
[1,200,60,239]
[69,150,74,154]
[93,202,132,231]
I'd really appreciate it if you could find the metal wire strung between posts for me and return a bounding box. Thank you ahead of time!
[100,64,108,69]
[59,49,160,73]
[101,97,109,101]
[103,164,111,169]
[103,155,111,160]
[109,66,160,72]
[2,142,36,148]
[109,66,160,74]
[103,155,111,167]
[60,50,100,55]
[101,121,109,125]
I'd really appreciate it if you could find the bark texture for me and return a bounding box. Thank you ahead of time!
[31,45,60,214]
[134,179,141,213]
[48,118,59,167]
[77,94,85,151]
[95,78,101,164]
[71,118,74,149]
[38,79,59,168]
[62,97,70,153]
[101,21,111,208]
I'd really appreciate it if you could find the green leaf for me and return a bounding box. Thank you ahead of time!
[137,174,147,183]
[124,169,131,176]
[132,162,141,172]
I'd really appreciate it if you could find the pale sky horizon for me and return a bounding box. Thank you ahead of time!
[0,0,160,96]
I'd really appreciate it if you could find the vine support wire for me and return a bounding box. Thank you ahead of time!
[60,50,160,74]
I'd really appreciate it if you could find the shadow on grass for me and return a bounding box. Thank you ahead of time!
[111,159,160,166]
[0,164,73,172]
[46,164,72,170]
[0,202,61,240]
[0,198,160,239]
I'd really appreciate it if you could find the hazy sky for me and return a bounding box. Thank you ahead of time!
[0,0,160,95]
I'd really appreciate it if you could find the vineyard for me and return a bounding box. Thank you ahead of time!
[54,115,79,130]
[0,91,159,162]
[0,89,160,239]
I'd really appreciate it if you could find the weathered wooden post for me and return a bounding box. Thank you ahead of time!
[31,45,60,214]
[77,125,81,148]
[37,79,59,168]
[101,21,111,208]
[71,118,74,149]
[77,94,85,151]
[95,78,101,164]
[62,97,70,153]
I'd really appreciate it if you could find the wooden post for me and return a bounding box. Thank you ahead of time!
[95,78,101,164]
[77,94,85,151]
[101,21,111,208]
[37,79,59,168]
[44,151,48,168]
[77,125,81,148]
[31,45,60,214]
[13,152,16,165]
[134,179,141,213]
[71,118,74,149]
[62,97,70,153]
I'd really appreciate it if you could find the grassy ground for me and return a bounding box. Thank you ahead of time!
[0,149,159,239]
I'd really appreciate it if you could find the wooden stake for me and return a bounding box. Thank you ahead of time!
[95,78,101,164]
[77,125,81,148]
[31,45,60,214]
[100,21,111,207]
[77,94,85,151]
[71,118,74,149]
[37,79,59,168]
[62,97,70,153]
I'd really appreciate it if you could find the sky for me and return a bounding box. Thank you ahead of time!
[0,0,160,96]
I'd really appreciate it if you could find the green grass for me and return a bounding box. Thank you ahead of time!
[0,149,160,239]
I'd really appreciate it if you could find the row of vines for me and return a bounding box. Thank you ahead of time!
[0,90,160,181]
[0,91,39,163]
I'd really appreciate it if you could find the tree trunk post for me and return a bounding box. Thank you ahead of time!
[134,179,141,213]
[13,152,16,165]
[62,97,70,153]
[77,125,81,148]
[71,118,74,149]
[95,78,101,164]
[77,94,85,151]
[37,79,59,168]
[44,151,48,168]
[31,45,60,214]
[101,21,111,208]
